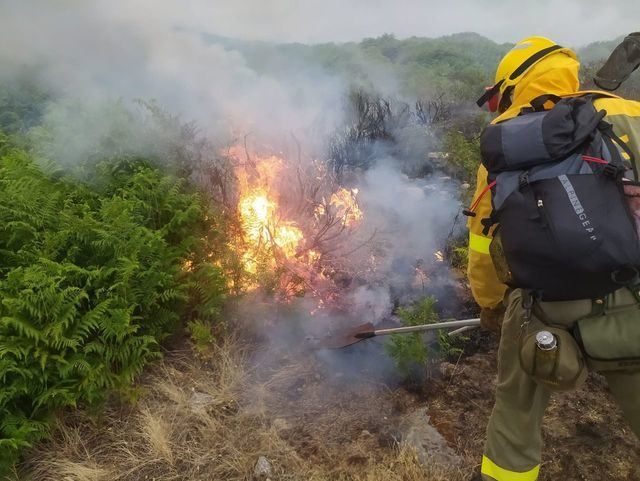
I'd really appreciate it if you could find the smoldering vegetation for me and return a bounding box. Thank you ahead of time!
[3,2,639,480]
[0,1,483,424]
[2,1,479,324]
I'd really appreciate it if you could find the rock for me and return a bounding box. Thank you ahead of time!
[399,407,462,469]
[189,391,216,411]
[253,456,272,480]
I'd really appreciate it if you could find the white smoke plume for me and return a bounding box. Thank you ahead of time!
[0,1,350,156]
[1,1,468,362]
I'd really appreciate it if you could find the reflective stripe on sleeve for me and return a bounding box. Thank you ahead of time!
[469,232,492,255]
[481,455,540,481]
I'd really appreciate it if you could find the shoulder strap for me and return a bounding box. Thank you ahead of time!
[599,120,638,180]
[529,94,562,112]
[522,91,622,115]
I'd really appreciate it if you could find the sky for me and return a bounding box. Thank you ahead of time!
[148,0,637,48]
[4,0,637,49]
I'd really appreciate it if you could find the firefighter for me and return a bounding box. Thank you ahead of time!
[468,36,640,481]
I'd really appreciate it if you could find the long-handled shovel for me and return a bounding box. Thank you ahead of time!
[309,318,480,349]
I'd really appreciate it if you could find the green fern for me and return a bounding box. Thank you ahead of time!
[0,143,230,471]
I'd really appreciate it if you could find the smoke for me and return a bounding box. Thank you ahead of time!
[359,162,457,256]
[353,160,462,307]
[1,1,634,157]
[0,1,348,159]
[1,0,468,383]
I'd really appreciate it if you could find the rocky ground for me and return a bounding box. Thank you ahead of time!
[430,331,640,481]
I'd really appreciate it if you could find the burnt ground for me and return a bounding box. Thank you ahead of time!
[260,327,640,481]
[428,330,640,481]
[17,324,640,481]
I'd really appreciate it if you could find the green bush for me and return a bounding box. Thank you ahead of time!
[385,296,438,376]
[0,147,227,472]
[386,296,465,379]
[442,129,481,183]
[450,244,469,271]
[187,319,215,352]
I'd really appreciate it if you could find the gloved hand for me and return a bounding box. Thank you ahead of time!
[480,304,505,334]
[594,32,640,91]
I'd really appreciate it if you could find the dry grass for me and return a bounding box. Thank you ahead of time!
[16,336,471,481]
[17,330,640,481]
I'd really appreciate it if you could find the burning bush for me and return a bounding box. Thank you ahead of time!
[224,143,366,305]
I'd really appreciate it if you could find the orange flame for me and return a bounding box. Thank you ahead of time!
[237,188,304,275]
[228,144,363,300]
[329,187,363,227]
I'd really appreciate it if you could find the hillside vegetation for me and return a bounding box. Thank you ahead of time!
[0,92,231,474]
[1,31,638,476]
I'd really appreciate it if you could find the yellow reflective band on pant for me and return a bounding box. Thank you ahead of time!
[469,232,491,255]
[481,456,540,481]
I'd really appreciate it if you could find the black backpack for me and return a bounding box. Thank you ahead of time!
[472,94,640,301]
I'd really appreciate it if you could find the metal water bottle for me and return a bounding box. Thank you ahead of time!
[534,330,558,379]
[536,331,557,351]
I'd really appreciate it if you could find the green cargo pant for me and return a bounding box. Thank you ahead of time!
[481,288,640,481]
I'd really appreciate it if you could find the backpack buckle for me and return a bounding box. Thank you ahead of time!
[521,290,535,326]
[519,171,530,189]
[481,216,495,235]
[603,163,620,177]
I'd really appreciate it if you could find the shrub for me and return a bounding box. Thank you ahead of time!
[187,319,215,352]
[385,296,438,376]
[442,129,481,183]
[0,148,227,472]
[386,296,465,379]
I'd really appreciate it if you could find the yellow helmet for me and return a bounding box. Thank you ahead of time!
[477,36,578,112]
[496,36,577,87]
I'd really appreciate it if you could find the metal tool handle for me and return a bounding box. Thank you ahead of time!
[372,318,480,336]
[447,324,478,337]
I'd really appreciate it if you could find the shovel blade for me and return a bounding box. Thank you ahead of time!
[308,322,376,350]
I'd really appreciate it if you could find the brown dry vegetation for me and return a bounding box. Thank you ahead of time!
[14,335,470,481]
[14,331,640,481]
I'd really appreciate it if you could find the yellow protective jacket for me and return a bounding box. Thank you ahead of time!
[468,54,640,309]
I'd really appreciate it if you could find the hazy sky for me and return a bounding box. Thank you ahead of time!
[4,1,637,47]
[168,0,638,47]
[2,0,636,144]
